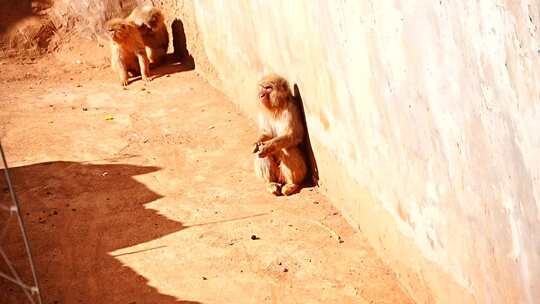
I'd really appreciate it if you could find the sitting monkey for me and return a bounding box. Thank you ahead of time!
[106,18,150,86]
[253,74,308,196]
[126,4,169,66]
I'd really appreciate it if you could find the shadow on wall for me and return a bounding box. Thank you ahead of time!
[293,84,320,187]
[172,18,194,66]
[0,161,200,304]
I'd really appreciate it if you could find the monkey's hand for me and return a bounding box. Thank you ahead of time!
[252,141,262,154]
[256,141,275,158]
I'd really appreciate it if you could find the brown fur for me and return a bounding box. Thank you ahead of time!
[126,5,169,65]
[253,74,307,196]
[106,18,150,86]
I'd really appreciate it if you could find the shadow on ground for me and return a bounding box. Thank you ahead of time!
[0,161,201,304]
[149,53,195,81]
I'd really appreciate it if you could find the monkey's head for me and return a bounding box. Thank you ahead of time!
[258,74,292,110]
[135,6,164,32]
[147,9,165,30]
[106,18,132,42]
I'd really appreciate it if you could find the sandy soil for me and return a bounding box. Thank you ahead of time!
[0,40,413,304]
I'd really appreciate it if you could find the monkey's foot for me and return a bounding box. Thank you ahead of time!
[266,182,282,196]
[281,183,300,196]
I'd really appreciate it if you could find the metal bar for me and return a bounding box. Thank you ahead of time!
[0,247,35,304]
[0,272,35,292]
[0,141,43,304]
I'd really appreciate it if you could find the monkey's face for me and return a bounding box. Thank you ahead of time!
[258,75,291,110]
[106,19,130,42]
[258,83,274,108]
[145,10,164,31]
[137,24,152,36]
[147,15,159,30]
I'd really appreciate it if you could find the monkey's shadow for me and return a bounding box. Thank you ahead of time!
[149,53,195,80]
[125,54,194,84]
[294,84,319,193]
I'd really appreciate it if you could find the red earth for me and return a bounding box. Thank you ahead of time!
[0,39,413,304]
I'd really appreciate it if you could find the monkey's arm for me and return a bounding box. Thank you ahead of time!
[253,114,274,153]
[112,54,129,86]
[257,133,299,158]
[256,134,272,143]
[259,107,304,155]
[258,128,303,157]
[264,130,302,151]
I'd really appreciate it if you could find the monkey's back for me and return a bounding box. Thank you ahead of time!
[126,5,167,41]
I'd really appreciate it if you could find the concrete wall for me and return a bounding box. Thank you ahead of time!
[185,1,540,303]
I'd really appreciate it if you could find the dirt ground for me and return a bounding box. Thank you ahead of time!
[0,40,413,304]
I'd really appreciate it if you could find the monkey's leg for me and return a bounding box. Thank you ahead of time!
[146,46,157,65]
[254,156,281,195]
[136,52,151,82]
[279,148,307,196]
[114,60,129,86]
[110,47,129,86]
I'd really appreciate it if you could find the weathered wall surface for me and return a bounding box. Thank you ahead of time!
[186,1,540,303]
